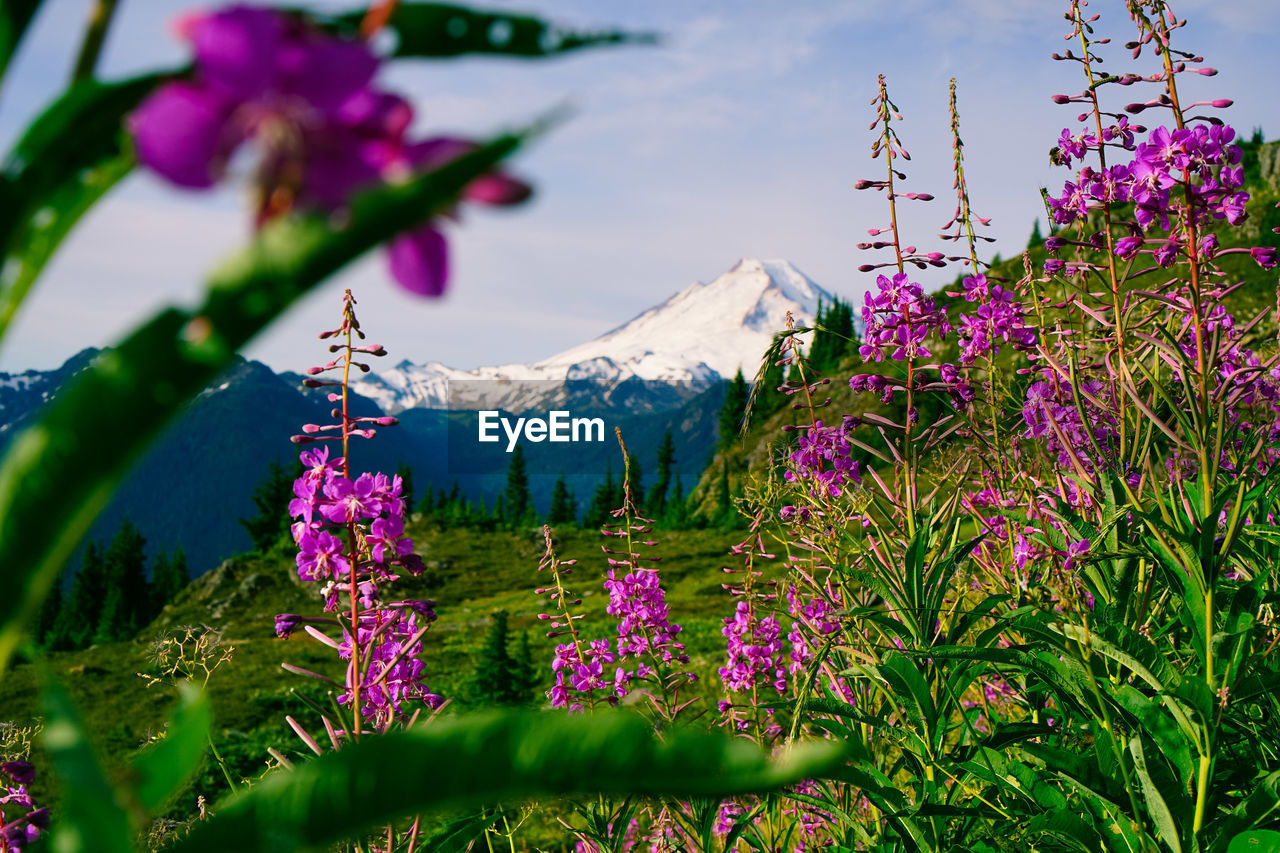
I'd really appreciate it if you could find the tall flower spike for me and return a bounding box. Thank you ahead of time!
[600,428,693,721]
[538,526,617,711]
[279,290,438,738]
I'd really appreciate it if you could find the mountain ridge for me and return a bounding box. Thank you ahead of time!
[349,257,835,414]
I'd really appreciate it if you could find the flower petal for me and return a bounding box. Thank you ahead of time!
[299,128,382,210]
[130,82,235,188]
[190,6,283,101]
[463,171,532,206]
[277,35,378,114]
[387,227,449,297]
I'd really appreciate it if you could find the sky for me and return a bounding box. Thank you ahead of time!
[2,0,1279,375]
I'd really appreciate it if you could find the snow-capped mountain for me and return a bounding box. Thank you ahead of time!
[351,258,835,414]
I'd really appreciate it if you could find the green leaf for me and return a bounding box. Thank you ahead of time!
[131,683,212,814]
[41,677,133,853]
[0,129,527,677]
[0,72,174,341]
[1129,735,1183,853]
[166,711,845,853]
[330,3,657,59]
[1228,829,1280,853]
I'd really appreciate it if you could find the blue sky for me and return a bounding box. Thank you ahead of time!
[2,0,1278,374]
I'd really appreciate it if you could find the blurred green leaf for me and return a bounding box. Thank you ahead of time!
[330,3,657,59]
[41,676,133,853]
[0,129,526,677]
[0,71,175,341]
[131,683,212,814]
[167,711,845,853]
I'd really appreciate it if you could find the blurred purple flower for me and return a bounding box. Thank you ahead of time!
[130,5,530,297]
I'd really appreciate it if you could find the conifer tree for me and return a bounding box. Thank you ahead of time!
[759,351,785,415]
[97,518,149,641]
[151,544,190,614]
[501,444,532,526]
[51,542,109,650]
[810,297,856,374]
[546,473,577,525]
[461,611,531,706]
[419,483,435,516]
[663,473,686,528]
[238,458,295,552]
[509,630,537,706]
[583,468,617,529]
[648,428,676,516]
[717,368,749,450]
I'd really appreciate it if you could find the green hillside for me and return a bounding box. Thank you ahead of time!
[0,520,758,834]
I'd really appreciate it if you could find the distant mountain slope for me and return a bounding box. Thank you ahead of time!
[0,355,433,578]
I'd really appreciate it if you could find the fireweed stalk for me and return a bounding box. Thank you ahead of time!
[278,290,440,743]
[538,431,698,851]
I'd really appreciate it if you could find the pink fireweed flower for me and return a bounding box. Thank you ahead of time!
[295,529,350,581]
[859,271,950,362]
[320,473,383,523]
[719,601,787,693]
[368,515,414,564]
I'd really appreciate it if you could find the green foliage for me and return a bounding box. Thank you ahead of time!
[41,675,133,853]
[582,466,621,529]
[718,368,749,451]
[328,3,657,60]
[648,428,677,516]
[0,0,40,80]
[502,444,534,526]
[166,711,844,853]
[546,473,577,525]
[461,610,536,707]
[50,542,105,650]
[0,72,173,341]
[809,297,858,375]
[95,518,149,643]
[150,544,191,616]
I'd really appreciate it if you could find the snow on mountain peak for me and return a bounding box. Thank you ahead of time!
[351,258,836,413]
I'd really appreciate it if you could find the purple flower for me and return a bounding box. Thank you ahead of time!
[1114,235,1144,259]
[321,473,382,523]
[274,613,304,638]
[0,762,33,785]
[1064,539,1090,572]
[368,515,414,564]
[130,5,531,298]
[604,568,687,665]
[1251,246,1278,269]
[131,8,377,192]
[785,419,862,498]
[859,272,950,363]
[295,529,349,581]
[719,601,788,694]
